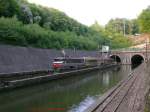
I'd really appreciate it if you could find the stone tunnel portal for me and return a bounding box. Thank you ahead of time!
[131,55,144,67]
[110,55,121,63]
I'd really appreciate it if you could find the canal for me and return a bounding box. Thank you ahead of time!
[0,65,132,112]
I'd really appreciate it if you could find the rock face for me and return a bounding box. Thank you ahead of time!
[0,45,99,74]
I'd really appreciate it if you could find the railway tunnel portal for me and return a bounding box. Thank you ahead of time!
[110,50,148,66]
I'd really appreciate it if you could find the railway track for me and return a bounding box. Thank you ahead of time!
[86,64,144,112]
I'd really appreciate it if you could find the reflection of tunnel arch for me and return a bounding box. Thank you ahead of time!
[131,54,144,66]
[110,55,121,63]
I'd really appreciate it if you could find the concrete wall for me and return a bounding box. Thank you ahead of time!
[0,45,99,74]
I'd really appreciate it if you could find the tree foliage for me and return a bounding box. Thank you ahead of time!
[0,0,132,50]
[0,0,20,17]
[90,21,131,49]
[138,6,150,33]
[105,18,139,35]
[0,17,98,50]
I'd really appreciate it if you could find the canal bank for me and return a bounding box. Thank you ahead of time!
[0,64,119,91]
[0,65,132,112]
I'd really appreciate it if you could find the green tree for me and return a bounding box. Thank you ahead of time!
[0,0,132,50]
[0,0,20,17]
[19,4,33,23]
[90,21,105,33]
[105,18,133,35]
[138,6,150,33]
[130,19,139,34]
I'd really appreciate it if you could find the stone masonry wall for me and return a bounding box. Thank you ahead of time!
[0,45,99,74]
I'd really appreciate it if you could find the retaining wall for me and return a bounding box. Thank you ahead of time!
[0,45,99,74]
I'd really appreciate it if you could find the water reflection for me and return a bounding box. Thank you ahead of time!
[0,65,132,112]
[68,65,131,112]
[131,64,141,69]
[102,72,110,86]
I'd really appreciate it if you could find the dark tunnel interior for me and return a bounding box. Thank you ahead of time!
[110,55,121,63]
[131,55,144,68]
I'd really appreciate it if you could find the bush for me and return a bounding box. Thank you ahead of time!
[0,17,100,50]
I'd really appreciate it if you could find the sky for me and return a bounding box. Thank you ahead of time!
[28,0,150,26]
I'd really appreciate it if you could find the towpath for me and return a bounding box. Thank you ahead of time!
[85,62,150,112]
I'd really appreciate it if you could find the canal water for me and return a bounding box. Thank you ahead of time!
[0,65,132,112]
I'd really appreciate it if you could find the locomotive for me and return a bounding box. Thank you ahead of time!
[52,57,115,71]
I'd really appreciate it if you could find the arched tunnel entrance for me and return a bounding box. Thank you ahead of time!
[131,55,144,68]
[110,55,121,63]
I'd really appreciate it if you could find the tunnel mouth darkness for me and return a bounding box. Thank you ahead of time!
[110,55,121,63]
[131,55,144,68]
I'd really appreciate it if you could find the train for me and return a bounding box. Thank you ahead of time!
[52,57,115,71]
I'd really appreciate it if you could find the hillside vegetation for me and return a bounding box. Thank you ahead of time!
[0,0,134,50]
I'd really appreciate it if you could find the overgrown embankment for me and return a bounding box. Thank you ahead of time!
[0,0,131,50]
